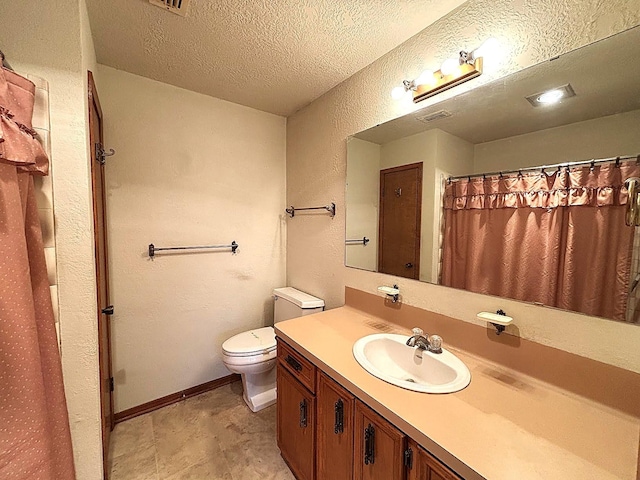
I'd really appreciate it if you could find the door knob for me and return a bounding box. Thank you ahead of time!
[405,263,413,268]
[102,305,114,315]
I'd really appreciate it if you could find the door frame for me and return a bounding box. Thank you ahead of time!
[88,70,114,476]
[378,162,422,280]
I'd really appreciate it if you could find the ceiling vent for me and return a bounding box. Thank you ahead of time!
[416,110,452,123]
[149,0,191,17]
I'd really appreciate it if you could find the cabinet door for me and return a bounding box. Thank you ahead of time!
[317,373,355,480]
[277,365,316,480]
[406,439,460,480]
[354,400,406,480]
[406,439,422,480]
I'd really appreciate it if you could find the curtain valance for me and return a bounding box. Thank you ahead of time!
[444,162,640,210]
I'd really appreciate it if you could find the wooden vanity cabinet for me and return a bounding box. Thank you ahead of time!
[406,439,460,480]
[316,372,355,480]
[276,338,460,480]
[354,400,407,480]
[276,365,316,480]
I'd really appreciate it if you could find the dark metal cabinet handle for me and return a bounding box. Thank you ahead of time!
[299,399,307,428]
[404,447,413,469]
[334,399,344,434]
[364,424,375,465]
[102,305,114,315]
[285,355,303,372]
[405,263,413,269]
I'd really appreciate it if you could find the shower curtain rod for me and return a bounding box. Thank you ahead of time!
[448,154,640,182]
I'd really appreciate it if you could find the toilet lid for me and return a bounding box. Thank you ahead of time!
[222,326,276,357]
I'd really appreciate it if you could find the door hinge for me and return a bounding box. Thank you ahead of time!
[102,305,114,315]
[109,377,114,392]
[404,447,413,469]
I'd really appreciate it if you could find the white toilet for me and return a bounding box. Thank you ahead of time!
[222,287,324,412]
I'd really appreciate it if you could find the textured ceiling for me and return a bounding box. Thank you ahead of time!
[85,0,466,116]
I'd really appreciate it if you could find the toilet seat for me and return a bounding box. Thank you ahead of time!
[222,326,276,358]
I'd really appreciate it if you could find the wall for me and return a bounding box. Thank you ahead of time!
[29,76,59,342]
[0,0,103,478]
[348,129,474,281]
[287,0,640,373]
[432,130,474,281]
[473,109,640,172]
[96,65,287,413]
[381,130,437,281]
[346,138,380,271]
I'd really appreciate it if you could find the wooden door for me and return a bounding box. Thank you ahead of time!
[379,163,422,280]
[316,373,355,480]
[354,400,406,480]
[88,71,114,477]
[406,439,460,480]
[277,366,316,480]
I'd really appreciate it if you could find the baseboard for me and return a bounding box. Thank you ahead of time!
[113,373,241,424]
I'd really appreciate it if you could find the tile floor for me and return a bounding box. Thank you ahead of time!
[108,381,295,480]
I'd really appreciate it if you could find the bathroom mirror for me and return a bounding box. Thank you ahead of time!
[345,26,640,324]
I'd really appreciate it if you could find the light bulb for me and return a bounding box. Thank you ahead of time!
[475,37,500,59]
[415,69,436,87]
[391,86,407,100]
[440,58,459,76]
[537,89,564,104]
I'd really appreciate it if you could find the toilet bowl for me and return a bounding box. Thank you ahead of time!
[222,287,324,412]
[222,326,278,412]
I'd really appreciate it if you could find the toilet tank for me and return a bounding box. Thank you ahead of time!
[273,287,324,323]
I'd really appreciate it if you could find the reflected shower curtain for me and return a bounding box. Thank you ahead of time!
[0,67,75,478]
[441,162,639,321]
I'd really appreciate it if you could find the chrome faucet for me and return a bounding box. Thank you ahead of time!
[406,328,443,354]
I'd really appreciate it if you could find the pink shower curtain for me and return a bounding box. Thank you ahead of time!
[0,67,75,478]
[441,162,639,321]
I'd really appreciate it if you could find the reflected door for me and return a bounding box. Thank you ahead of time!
[378,163,422,279]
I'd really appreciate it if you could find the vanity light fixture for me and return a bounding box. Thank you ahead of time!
[525,83,576,107]
[391,38,500,104]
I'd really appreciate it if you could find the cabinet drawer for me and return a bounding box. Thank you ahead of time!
[277,338,317,393]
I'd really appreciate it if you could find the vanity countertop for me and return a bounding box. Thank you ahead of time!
[275,306,640,480]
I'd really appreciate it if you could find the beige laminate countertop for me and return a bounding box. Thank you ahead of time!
[274,306,640,480]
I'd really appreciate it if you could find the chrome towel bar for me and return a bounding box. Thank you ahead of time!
[148,241,238,257]
[346,237,369,245]
[286,202,335,218]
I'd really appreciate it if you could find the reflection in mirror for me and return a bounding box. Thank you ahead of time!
[345,26,640,324]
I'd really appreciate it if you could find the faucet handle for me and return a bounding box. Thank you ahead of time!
[412,327,424,336]
[429,335,443,353]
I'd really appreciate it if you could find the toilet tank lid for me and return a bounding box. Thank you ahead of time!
[273,287,324,309]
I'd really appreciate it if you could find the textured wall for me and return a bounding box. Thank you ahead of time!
[29,75,60,344]
[345,138,380,272]
[96,65,287,412]
[287,0,640,373]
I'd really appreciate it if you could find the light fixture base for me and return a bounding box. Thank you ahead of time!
[413,58,483,103]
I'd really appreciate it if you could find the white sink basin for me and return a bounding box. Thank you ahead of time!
[353,333,471,394]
